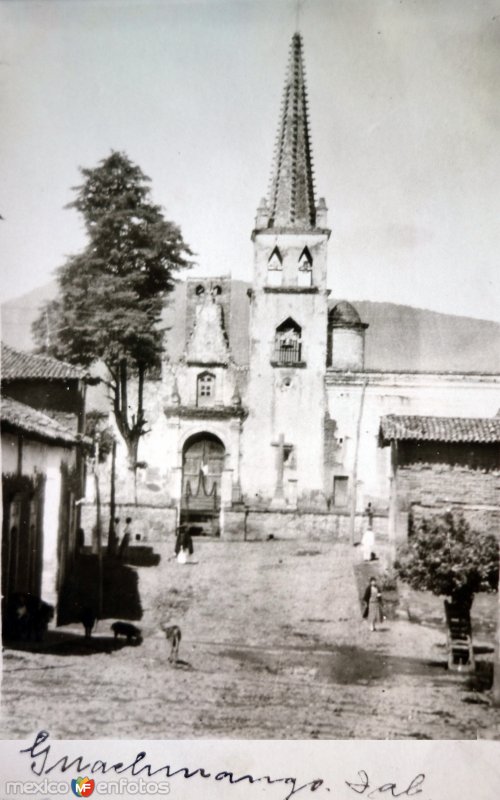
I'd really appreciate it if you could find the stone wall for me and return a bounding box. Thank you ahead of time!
[242,509,387,543]
[80,503,389,544]
[80,503,177,546]
[394,446,500,538]
[397,464,500,510]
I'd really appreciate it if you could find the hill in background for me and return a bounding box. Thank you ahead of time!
[2,282,58,353]
[2,280,499,374]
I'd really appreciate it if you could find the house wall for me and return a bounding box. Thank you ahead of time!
[3,378,84,426]
[391,440,500,539]
[2,432,19,473]
[1,431,77,607]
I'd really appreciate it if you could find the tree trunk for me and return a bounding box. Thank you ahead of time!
[110,359,144,506]
[124,434,139,505]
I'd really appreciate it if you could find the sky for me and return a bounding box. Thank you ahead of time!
[1,0,499,321]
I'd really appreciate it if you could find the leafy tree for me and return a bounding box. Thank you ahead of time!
[33,151,192,474]
[395,511,498,608]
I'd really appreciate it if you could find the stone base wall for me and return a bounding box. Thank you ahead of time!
[80,503,389,544]
[244,509,388,542]
[80,503,178,546]
[221,508,247,541]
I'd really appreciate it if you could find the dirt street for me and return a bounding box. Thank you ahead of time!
[1,540,499,739]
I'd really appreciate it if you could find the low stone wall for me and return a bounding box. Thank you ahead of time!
[80,503,177,546]
[238,509,388,542]
[80,503,389,544]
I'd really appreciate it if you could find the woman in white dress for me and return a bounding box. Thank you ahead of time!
[175,525,194,564]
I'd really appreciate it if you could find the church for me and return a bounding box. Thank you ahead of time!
[87,33,500,547]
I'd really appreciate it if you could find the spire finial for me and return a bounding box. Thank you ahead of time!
[295,0,304,32]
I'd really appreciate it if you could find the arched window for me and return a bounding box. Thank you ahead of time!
[274,318,302,365]
[298,246,313,287]
[197,371,215,406]
[268,246,283,286]
[268,246,283,270]
[298,246,313,268]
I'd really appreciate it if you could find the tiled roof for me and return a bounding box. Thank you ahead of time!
[380,414,500,444]
[1,343,83,381]
[1,395,80,445]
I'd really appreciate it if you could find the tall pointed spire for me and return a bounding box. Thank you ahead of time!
[265,33,316,230]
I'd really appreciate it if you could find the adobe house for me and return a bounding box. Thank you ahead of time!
[1,344,87,615]
[379,414,500,542]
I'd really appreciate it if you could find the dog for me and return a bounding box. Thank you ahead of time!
[79,607,97,639]
[111,621,142,645]
[161,624,181,663]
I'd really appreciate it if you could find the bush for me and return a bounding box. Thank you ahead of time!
[394,511,498,605]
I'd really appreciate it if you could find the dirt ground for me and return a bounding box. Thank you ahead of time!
[2,540,499,740]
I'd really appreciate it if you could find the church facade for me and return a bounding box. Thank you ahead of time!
[90,34,500,545]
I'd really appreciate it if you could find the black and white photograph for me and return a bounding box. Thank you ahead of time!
[1,0,500,760]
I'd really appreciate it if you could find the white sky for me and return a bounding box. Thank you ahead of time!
[1,0,499,321]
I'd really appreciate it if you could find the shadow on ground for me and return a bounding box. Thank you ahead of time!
[220,629,491,691]
[58,553,143,625]
[1,629,141,657]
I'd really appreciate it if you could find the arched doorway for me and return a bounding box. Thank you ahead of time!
[181,433,225,535]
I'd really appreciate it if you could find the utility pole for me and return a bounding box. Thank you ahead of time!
[349,379,367,545]
[92,433,103,619]
[107,438,117,556]
[493,562,500,705]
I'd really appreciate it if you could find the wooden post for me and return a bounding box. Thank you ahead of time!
[107,438,117,556]
[91,434,103,619]
[94,470,103,620]
[493,565,500,705]
[349,379,367,545]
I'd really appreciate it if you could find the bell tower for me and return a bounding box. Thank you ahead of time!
[243,33,331,510]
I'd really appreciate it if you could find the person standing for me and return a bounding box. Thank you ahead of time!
[119,517,132,560]
[109,517,120,556]
[363,577,384,632]
[361,502,375,561]
[175,525,194,564]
